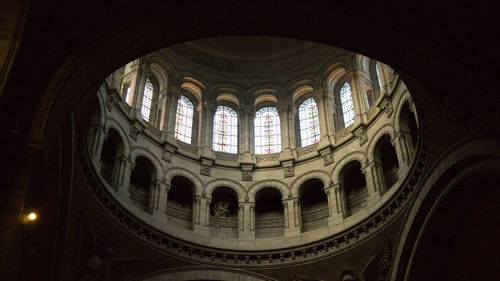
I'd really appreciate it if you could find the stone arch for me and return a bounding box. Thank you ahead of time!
[129,147,165,180]
[331,151,368,183]
[365,123,395,161]
[290,170,331,197]
[103,118,131,156]
[392,138,500,281]
[138,266,276,281]
[393,89,415,132]
[247,179,290,202]
[165,167,204,196]
[204,178,246,201]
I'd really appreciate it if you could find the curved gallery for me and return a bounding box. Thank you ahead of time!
[83,36,420,252]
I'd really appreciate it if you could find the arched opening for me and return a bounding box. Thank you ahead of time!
[99,129,123,186]
[339,161,367,217]
[399,101,419,154]
[129,156,156,212]
[374,134,400,191]
[255,188,284,238]
[299,179,328,232]
[209,186,238,238]
[167,176,195,230]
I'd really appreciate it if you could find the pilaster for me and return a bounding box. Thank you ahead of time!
[324,184,343,227]
[238,201,255,240]
[283,197,301,236]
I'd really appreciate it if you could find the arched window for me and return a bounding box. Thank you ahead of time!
[141,79,154,121]
[340,82,355,127]
[175,95,194,144]
[213,105,238,153]
[254,107,281,154]
[375,63,382,90]
[298,98,320,146]
[123,85,131,105]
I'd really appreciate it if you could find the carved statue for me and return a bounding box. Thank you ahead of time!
[212,199,231,217]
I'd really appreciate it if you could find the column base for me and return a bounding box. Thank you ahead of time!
[327,214,343,228]
[238,231,255,240]
[193,224,211,236]
[284,226,301,237]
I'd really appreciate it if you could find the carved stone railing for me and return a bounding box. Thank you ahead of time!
[144,122,161,139]
[255,153,280,162]
[176,140,199,154]
[334,127,352,142]
[296,142,319,158]
[215,152,238,162]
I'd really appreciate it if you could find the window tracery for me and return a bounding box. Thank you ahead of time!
[298,98,320,146]
[175,95,194,144]
[340,82,355,127]
[141,79,154,121]
[254,107,281,154]
[213,105,238,153]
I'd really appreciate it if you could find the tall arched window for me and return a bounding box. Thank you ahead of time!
[141,79,154,121]
[340,82,355,127]
[375,63,382,90]
[175,95,194,144]
[254,107,281,154]
[298,98,320,146]
[213,105,238,153]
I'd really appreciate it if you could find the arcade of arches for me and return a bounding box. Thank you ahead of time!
[1,2,499,281]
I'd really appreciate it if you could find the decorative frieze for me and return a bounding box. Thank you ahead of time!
[334,128,351,142]
[215,151,238,162]
[281,160,295,178]
[255,153,279,162]
[106,93,116,111]
[367,106,379,119]
[144,122,161,139]
[241,164,254,181]
[177,140,199,154]
[129,122,143,141]
[296,142,319,158]
[162,143,177,163]
[353,126,368,146]
[200,158,214,176]
[319,147,334,166]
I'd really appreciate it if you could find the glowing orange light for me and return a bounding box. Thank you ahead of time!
[27,212,37,221]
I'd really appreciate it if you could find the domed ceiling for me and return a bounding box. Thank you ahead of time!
[164,36,347,79]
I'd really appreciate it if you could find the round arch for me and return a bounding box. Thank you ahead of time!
[165,167,204,196]
[103,118,132,156]
[365,124,396,161]
[290,170,331,197]
[330,151,367,182]
[247,179,290,202]
[204,179,246,201]
[129,147,165,179]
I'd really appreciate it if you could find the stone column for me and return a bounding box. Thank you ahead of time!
[193,195,211,235]
[238,201,255,240]
[314,91,328,139]
[165,91,180,138]
[117,157,134,201]
[393,131,413,168]
[324,93,336,136]
[348,69,367,124]
[202,100,215,151]
[362,161,384,203]
[240,108,252,153]
[332,184,349,218]
[278,105,290,149]
[131,60,148,111]
[324,184,343,227]
[283,197,301,236]
[288,106,297,148]
[89,125,106,162]
[149,180,167,216]
[377,62,390,96]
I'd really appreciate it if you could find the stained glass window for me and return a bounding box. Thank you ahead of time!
[175,95,194,144]
[298,98,320,146]
[141,79,153,122]
[340,82,355,127]
[124,85,131,105]
[254,107,281,154]
[375,63,382,90]
[213,105,238,153]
